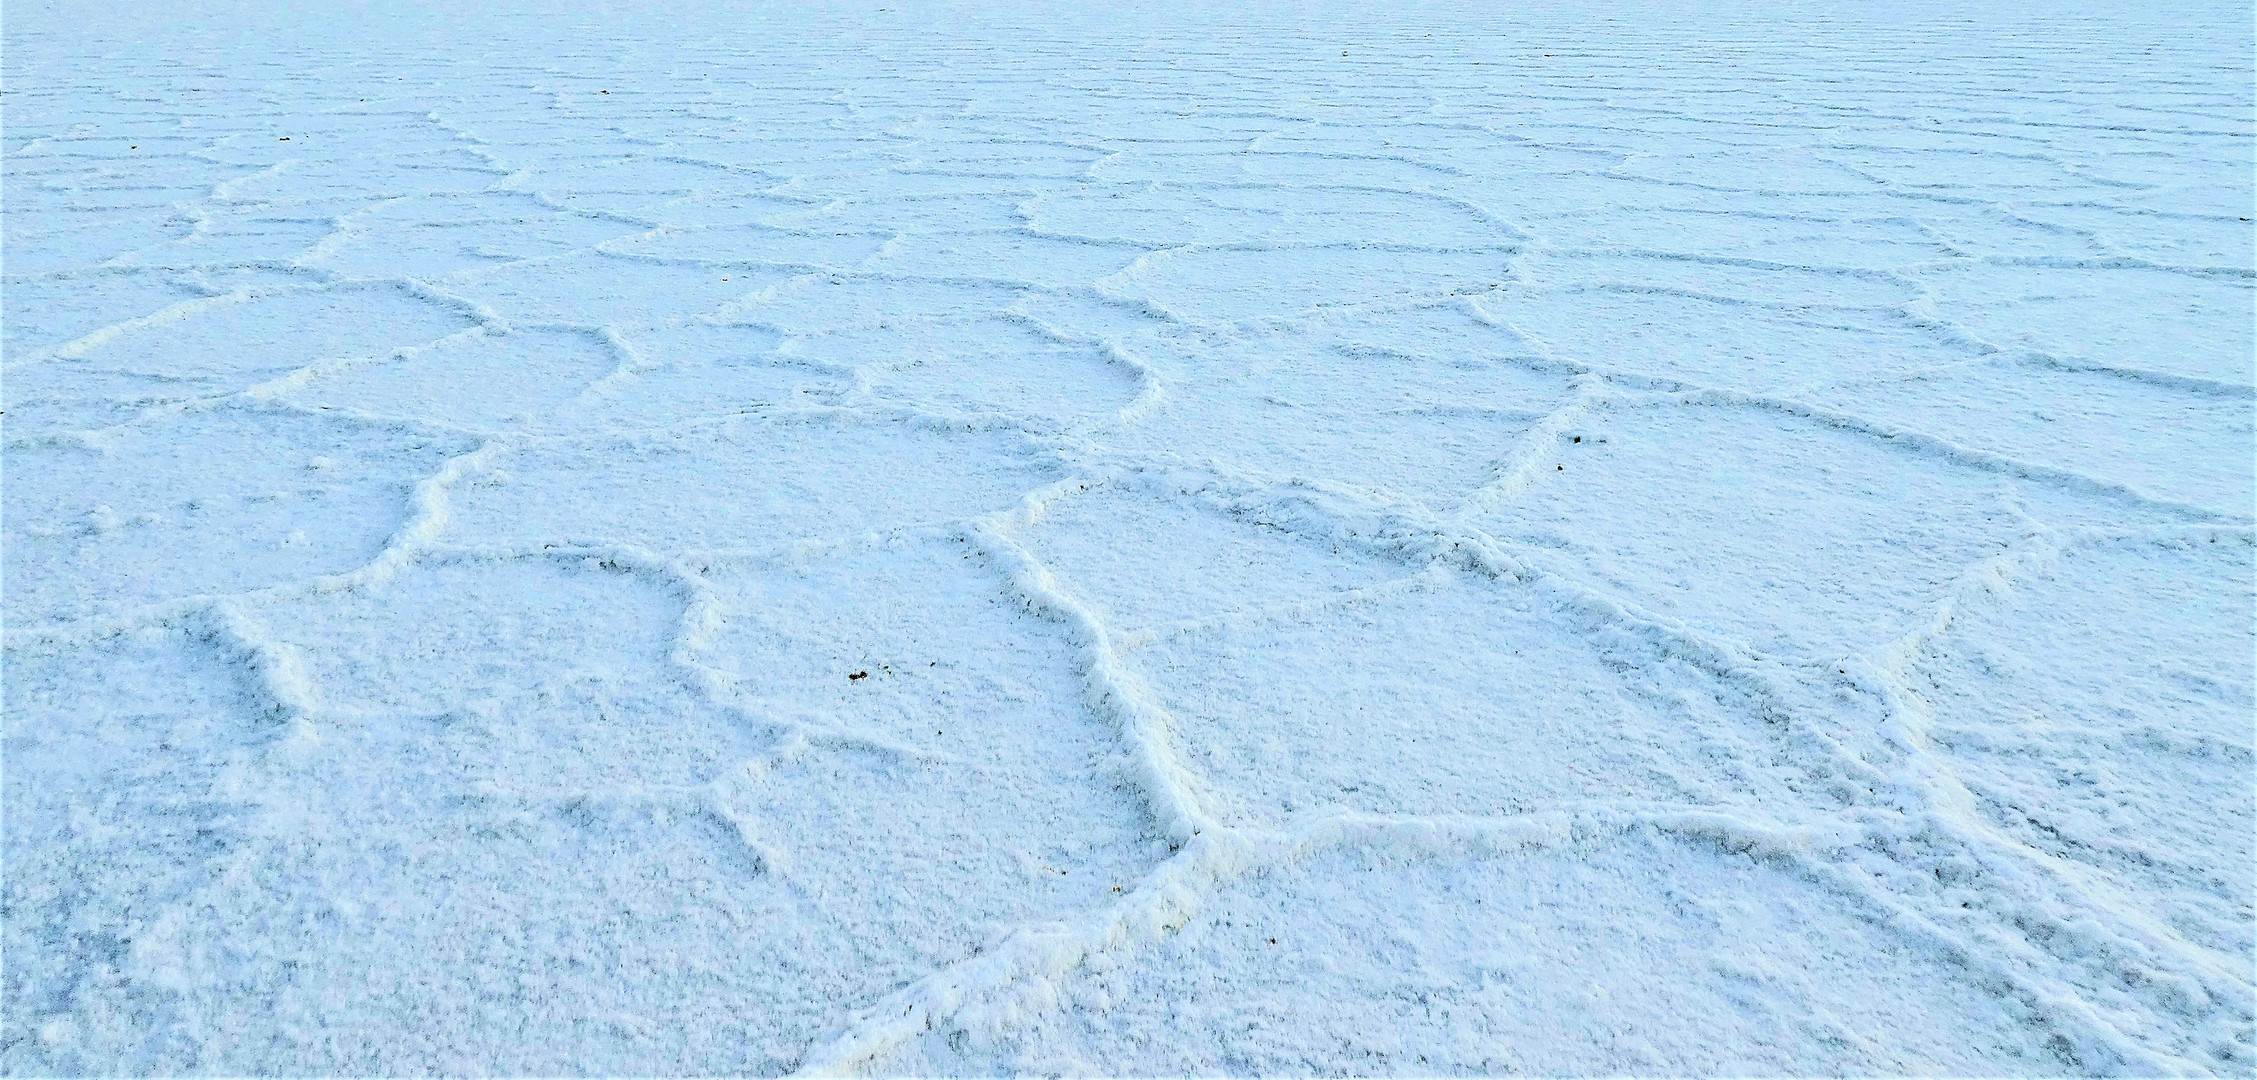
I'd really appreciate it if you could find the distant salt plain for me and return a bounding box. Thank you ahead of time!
[4,0,2252,1074]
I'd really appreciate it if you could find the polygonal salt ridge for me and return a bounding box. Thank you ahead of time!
[438,405,1064,556]
[892,827,2079,1078]
[551,321,842,432]
[1611,146,1895,197]
[270,324,622,433]
[892,140,1109,179]
[1871,201,2119,261]
[11,565,1137,1076]
[95,813,835,1075]
[0,366,199,446]
[1904,261,2257,389]
[1434,166,1712,221]
[1475,283,1970,394]
[1087,145,1455,192]
[1021,186,1289,247]
[1008,468,1425,640]
[9,154,258,207]
[34,276,486,383]
[774,166,1061,203]
[107,204,347,269]
[632,191,837,230]
[1471,391,2224,668]
[1230,119,1470,156]
[215,146,513,204]
[7,132,206,158]
[614,319,790,367]
[780,313,1144,433]
[695,535,1161,778]
[1100,342,1574,518]
[198,117,480,162]
[244,552,739,766]
[1830,142,2143,199]
[2,404,476,628]
[170,264,335,296]
[430,137,677,173]
[0,209,200,275]
[515,153,777,198]
[300,191,646,278]
[504,185,687,219]
[659,139,910,185]
[1205,182,1519,249]
[728,273,1064,334]
[2,626,311,1071]
[1027,111,1300,146]
[1861,528,2255,1073]
[1272,306,1571,413]
[1508,249,1928,312]
[758,191,1033,234]
[5,620,301,792]
[1641,384,2241,525]
[1525,205,1955,272]
[691,539,1173,967]
[2076,149,2246,212]
[1802,356,2257,516]
[2007,202,2255,265]
[867,230,1160,291]
[1237,141,1487,195]
[435,251,784,328]
[1100,241,1518,329]
[598,223,891,269]
[1116,562,1892,833]
[1907,522,2255,748]
[0,268,208,355]
[662,100,854,128]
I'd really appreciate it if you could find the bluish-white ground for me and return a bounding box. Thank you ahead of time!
[4,1,2253,1074]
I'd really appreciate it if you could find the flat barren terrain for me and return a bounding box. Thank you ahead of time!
[5,1,2252,1073]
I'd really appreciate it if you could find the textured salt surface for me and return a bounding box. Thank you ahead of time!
[4,0,2252,1074]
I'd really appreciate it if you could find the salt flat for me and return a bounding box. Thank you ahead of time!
[4,0,2252,1074]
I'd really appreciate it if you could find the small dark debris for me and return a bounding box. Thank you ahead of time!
[1269,938,1278,944]
[278,136,290,141]
[849,670,868,680]
[1572,435,1582,443]
[1556,464,1564,470]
